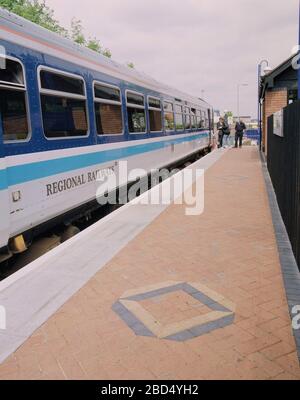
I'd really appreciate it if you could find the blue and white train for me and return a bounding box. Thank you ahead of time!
[0,8,213,262]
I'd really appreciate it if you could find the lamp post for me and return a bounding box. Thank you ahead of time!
[258,60,270,151]
[237,83,248,122]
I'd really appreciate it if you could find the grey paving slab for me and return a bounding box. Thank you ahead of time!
[124,283,185,301]
[112,301,155,337]
[165,330,195,342]
[189,314,235,338]
[166,314,235,342]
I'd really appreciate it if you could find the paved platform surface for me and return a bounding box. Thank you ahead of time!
[0,147,300,380]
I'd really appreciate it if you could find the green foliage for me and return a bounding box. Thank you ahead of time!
[101,48,112,59]
[0,0,114,58]
[71,18,85,45]
[86,38,111,58]
[70,18,112,58]
[0,0,68,36]
[225,111,233,117]
[87,38,101,53]
[127,62,135,69]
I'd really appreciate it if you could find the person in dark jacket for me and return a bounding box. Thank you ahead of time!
[235,120,246,148]
[217,117,229,148]
[217,117,224,148]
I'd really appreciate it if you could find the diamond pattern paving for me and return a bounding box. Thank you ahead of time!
[112,282,235,341]
[0,147,299,380]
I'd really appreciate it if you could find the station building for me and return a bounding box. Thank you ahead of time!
[259,54,298,154]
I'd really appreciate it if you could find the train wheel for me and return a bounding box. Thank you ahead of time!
[5,236,61,271]
[60,225,81,243]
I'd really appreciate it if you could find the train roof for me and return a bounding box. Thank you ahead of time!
[0,7,211,109]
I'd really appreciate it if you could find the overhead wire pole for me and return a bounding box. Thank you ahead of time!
[257,60,269,151]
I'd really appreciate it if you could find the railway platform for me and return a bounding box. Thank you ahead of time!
[0,147,300,380]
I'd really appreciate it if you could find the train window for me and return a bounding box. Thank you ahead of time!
[174,105,182,113]
[40,70,85,96]
[0,90,29,141]
[196,110,202,129]
[199,110,205,129]
[148,97,161,109]
[163,102,175,131]
[205,111,210,129]
[126,91,146,133]
[0,58,25,87]
[39,68,88,139]
[148,96,162,132]
[174,104,184,131]
[196,116,202,129]
[94,83,123,135]
[201,110,209,129]
[94,84,121,102]
[191,108,197,129]
[127,92,145,107]
[0,57,29,142]
[184,107,191,130]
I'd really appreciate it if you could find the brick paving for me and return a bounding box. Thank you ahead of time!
[0,147,299,380]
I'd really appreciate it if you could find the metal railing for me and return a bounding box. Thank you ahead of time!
[267,100,300,270]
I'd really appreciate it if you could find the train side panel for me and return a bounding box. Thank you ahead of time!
[6,132,209,238]
[0,14,213,253]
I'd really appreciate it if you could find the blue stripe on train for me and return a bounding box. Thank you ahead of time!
[0,169,7,190]
[2,132,209,189]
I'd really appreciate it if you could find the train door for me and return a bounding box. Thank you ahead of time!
[0,113,10,253]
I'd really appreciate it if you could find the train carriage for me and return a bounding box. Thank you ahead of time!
[0,8,213,263]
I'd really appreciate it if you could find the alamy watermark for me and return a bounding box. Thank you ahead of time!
[95,161,205,216]
[292,305,300,331]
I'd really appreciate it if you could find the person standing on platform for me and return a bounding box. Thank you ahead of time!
[222,119,231,148]
[217,117,230,148]
[235,120,246,148]
[217,117,224,148]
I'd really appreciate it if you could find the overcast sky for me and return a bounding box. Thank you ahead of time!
[47,0,299,118]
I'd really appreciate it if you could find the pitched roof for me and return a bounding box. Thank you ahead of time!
[259,53,298,99]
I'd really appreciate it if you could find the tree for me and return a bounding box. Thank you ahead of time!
[70,18,112,58]
[0,0,113,57]
[101,48,112,59]
[86,38,111,58]
[87,38,101,53]
[0,0,68,36]
[71,18,85,46]
[127,62,135,69]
